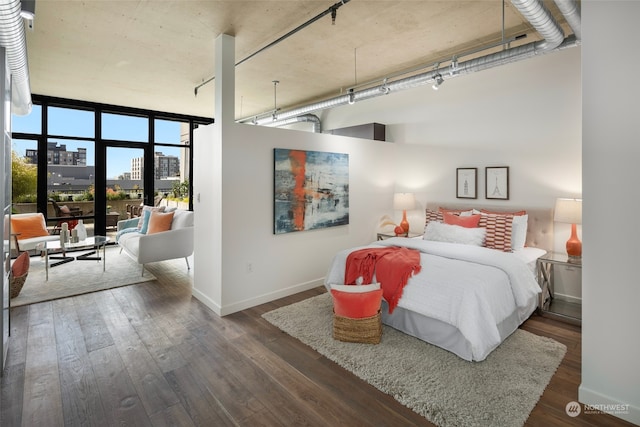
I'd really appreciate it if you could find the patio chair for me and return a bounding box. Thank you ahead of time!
[49,199,82,234]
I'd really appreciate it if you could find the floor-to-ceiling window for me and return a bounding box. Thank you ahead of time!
[154,118,191,209]
[11,95,211,236]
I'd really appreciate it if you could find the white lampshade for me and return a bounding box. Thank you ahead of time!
[393,193,416,211]
[554,198,582,224]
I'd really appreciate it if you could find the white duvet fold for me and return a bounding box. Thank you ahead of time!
[324,237,541,361]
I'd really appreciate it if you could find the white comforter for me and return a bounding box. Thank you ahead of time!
[325,237,541,360]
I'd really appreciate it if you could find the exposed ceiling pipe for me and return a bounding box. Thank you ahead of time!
[238,0,576,127]
[554,0,581,41]
[195,0,351,96]
[262,114,322,133]
[0,0,32,115]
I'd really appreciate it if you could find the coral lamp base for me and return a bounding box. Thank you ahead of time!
[400,210,410,235]
[566,223,582,260]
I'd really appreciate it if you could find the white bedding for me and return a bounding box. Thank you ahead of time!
[324,237,542,361]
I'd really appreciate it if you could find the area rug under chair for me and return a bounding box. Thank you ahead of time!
[263,292,567,427]
[11,245,156,307]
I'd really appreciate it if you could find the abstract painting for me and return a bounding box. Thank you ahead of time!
[274,148,349,234]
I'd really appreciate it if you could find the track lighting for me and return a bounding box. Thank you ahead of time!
[348,88,355,105]
[432,74,444,91]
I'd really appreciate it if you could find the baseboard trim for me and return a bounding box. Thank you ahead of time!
[554,292,582,305]
[191,287,222,316]
[218,278,325,316]
[579,384,640,425]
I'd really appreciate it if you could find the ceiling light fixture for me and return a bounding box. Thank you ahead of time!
[379,78,390,95]
[20,0,36,30]
[348,88,355,105]
[432,74,444,91]
[272,80,279,121]
[449,56,458,76]
[20,0,35,20]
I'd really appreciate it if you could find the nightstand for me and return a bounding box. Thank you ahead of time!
[536,252,582,325]
[377,232,422,241]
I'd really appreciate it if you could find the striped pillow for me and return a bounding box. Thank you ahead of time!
[478,213,513,252]
[424,209,443,230]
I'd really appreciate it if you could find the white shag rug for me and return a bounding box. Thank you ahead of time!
[263,292,567,427]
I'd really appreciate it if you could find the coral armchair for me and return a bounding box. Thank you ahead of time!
[5,213,59,255]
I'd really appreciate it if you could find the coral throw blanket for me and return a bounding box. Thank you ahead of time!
[345,246,422,313]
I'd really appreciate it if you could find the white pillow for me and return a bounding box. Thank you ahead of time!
[511,214,528,251]
[329,283,381,293]
[423,222,486,246]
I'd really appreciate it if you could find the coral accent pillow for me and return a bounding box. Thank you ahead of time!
[11,215,49,240]
[147,211,175,234]
[331,289,383,319]
[443,213,481,228]
[137,205,165,229]
[439,207,472,216]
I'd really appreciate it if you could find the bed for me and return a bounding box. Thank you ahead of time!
[324,203,553,361]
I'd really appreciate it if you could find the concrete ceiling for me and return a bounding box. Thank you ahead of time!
[26,0,572,120]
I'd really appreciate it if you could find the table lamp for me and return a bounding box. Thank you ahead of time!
[554,198,582,260]
[393,193,416,235]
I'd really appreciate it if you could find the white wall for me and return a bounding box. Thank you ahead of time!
[580,2,640,424]
[321,48,582,249]
[193,36,584,312]
[194,121,396,315]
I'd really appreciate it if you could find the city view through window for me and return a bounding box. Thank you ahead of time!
[10,99,201,235]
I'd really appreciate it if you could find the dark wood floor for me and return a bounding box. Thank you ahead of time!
[0,261,634,427]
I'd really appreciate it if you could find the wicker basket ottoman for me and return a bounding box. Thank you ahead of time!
[333,310,382,344]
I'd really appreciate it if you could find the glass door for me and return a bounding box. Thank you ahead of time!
[46,139,95,236]
[106,146,145,237]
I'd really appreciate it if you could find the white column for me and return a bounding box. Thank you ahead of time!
[192,34,235,314]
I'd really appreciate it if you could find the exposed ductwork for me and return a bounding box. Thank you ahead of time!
[511,0,564,51]
[260,114,322,133]
[0,0,32,115]
[239,0,579,129]
[553,0,581,40]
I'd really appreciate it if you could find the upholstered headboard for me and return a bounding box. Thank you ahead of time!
[425,203,554,252]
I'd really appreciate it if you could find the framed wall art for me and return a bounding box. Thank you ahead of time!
[274,148,349,234]
[456,168,477,199]
[485,166,509,200]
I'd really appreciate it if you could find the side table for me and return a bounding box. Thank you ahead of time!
[377,232,422,241]
[536,252,582,325]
